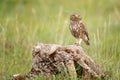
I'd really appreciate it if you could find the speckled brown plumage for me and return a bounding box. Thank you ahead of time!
[69,13,90,45]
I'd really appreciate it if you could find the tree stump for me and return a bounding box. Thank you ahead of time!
[12,43,108,80]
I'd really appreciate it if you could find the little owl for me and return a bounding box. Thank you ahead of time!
[69,13,90,45]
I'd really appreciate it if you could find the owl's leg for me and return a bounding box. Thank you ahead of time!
[77,39,82,45]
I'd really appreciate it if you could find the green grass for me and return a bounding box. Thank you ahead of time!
[0,0,120,80]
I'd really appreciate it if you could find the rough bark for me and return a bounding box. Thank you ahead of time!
[12,43,108,80]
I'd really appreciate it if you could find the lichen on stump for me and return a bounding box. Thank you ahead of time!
[12,43,108,80]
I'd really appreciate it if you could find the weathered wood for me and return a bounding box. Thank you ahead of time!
[65,59,77,80]
[12,43,108,80]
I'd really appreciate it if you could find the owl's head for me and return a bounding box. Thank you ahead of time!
[70,13,82,21]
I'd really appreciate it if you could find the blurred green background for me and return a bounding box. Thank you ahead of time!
[0,0,120,80]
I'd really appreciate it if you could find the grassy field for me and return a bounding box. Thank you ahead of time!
[0,0,120,80]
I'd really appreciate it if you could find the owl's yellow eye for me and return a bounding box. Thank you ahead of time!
[77,15,80,18]
[73,15,75,17]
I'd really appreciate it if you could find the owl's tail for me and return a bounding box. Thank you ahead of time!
[83,32,90,45]
[84,40,90,45]
[83,36,90,45]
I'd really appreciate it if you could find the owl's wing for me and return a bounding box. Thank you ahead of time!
[79,23,90,45]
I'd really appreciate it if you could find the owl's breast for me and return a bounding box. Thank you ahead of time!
[70,23,82,39]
